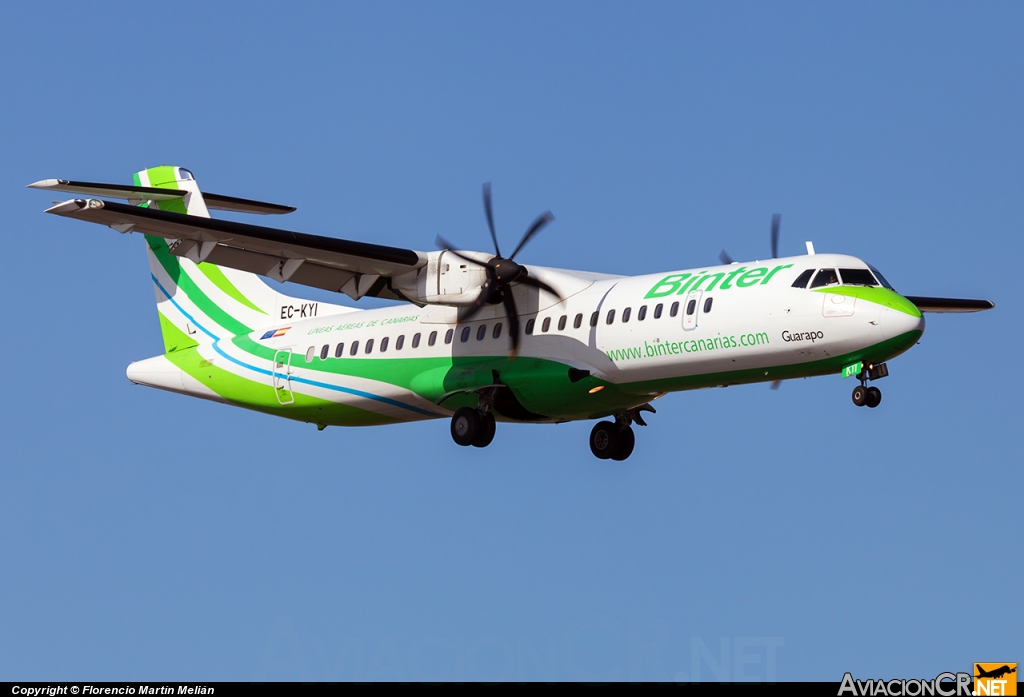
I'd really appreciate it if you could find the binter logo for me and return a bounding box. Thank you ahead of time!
[645,264,793,298]
[975,663,1017,696]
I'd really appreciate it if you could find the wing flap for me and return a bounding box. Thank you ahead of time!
[45,198,426,290]
[905,296,995,313]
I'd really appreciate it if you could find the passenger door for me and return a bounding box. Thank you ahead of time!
[272,348,294,405]
[682,290,702,331]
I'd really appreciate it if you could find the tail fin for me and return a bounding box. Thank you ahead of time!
[133,166,352,353]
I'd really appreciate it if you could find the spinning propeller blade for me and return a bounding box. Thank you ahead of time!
[435,185,559,357]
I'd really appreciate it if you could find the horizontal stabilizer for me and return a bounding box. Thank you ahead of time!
[28,179,295,214]
[905,296,995,313]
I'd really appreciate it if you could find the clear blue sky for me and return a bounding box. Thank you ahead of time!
[1,1,1020,681]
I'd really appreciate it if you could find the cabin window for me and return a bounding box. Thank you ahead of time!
[426,331,435,347]
[178,168,194,181]
[606,309,616,324]
[461,326,471,343]
[305,346,315,362]
[493,323,502,339]
[791,269,814,288]
[558,315,567,331]
[638,305,647,321]
[839,268,878,287]
[476,325,487,341]
[395,335,404,351]
[380,336,389,352]
[349,341,359,356]
[703,297,713,313]
[335,343,345,358]
[413,333,422,348]
[542,317,551,332]
[686,299,697,315]
[590,312,599,327]
[809,268,840,288]
[445,329,454,344]
[622,307,631,323]
[654,303,663,319]
[365,338,374,354]
[525,319,535,335]
[670,301,679,317]
[573,313,583,329]
[320,344,329,360]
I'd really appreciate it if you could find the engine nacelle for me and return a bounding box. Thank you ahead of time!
[390,250,491,305]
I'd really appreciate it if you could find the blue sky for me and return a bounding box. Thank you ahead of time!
[1,1,1020,681]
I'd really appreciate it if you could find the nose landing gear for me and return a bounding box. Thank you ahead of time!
[851,363,886,408]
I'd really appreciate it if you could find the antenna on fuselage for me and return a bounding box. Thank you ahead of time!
[805,241,816,255]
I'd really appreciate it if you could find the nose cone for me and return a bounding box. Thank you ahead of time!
[880,295,926,347]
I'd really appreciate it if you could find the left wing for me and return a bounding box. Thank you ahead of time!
[45,198,426,300]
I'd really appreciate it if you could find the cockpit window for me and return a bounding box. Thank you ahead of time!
[867,263,894,290]
[809,268,840,288]
[791,269,814,288]
[838,268,878,287]
[178,168,194,181]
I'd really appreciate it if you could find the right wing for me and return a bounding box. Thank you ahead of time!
[45,198,427,300]
[905,296,995,313]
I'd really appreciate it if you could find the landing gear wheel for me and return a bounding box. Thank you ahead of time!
[852,385,867,407]
[589,421,620,460]
[472,412,496,448]
[610,426,635,461]
[865,386,882,408]
[450,407,479,446]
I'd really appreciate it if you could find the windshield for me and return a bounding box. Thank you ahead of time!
[838,268,879,287]
[866,263,894,290]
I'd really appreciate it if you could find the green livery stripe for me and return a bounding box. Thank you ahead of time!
[196,262,267,314]
[158,312,198,353]
[147,235,252,336]
[160,321,399,426]
[813,286,922,318]
[616,329,923,405]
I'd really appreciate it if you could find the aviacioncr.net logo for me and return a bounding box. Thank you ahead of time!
[838,672,973,696]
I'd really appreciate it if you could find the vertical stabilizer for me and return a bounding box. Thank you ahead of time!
[132,166,353,353]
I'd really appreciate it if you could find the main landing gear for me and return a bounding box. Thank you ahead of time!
[450,407,496,448]
[851,362,888,409]
[449,388,498,448]
[589,404,656,461]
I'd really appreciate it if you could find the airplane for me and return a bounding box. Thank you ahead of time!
[29,166,995,460]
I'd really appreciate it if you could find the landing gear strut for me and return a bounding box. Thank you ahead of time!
[449,388,499,448]
[589,404,655,461]
[851,363,886,408]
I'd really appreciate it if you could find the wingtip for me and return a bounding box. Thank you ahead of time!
[27,179,60,189]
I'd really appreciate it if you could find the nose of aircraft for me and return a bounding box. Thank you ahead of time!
[880,297,926,344]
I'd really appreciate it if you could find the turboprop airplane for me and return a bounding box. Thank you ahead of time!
[30,166,994,460]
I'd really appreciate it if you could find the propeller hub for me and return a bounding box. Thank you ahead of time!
[489,257,524,285]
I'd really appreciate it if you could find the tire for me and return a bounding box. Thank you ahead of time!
[450,407,479,446]
[611,426,635,461]
[589,421,620,460]
[472,412,496,448]
[866,386,882,408]
[852,385,867,407]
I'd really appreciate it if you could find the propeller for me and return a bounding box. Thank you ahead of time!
[719,213,782,266]
[436,183,561,358]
